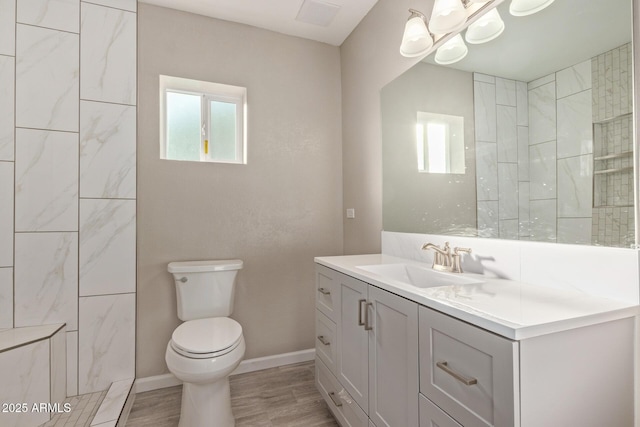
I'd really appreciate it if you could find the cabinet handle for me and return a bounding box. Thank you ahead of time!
[358,299,366,326]
[317,335,330,346]
[318,287,331,295]
[436,361,478,386]
[364,302,373,331]
[328,391,343,407]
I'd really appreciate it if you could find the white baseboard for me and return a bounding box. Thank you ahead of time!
[134,348,316,394]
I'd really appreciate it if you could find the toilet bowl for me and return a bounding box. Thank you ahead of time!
[166,317,245,427]
[165,259,245,427]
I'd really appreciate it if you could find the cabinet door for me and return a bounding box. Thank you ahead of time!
[419,394,462,427]
[337,273,369,412]
[368,285,419,427]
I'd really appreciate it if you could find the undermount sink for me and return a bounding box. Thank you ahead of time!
[357,263,483,288]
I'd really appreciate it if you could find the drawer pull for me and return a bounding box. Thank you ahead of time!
[436,361,478,386]
[364,302,373,331]
[318,287,331,295]
[317,335,331,346]
[358,299,366,326]
[328,391,343,407]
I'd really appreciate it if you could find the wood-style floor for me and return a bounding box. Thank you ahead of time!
[126,361,339,427]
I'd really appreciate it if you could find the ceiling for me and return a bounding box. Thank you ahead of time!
[139,0,379,46]
[425,0,633,82]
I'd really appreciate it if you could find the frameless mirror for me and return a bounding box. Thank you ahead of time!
[381,0,635,247]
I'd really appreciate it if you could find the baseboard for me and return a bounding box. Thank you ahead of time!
[134,348,316,393]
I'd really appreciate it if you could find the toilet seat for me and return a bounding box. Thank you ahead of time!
[170,317,243,359]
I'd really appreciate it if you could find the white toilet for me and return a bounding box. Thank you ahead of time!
[165,259,246,427]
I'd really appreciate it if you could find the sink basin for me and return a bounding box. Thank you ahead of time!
[357,263,483,288]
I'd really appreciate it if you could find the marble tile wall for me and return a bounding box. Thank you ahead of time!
[0,0,137,397]
[474,73,528,240]
[592,44,635,247]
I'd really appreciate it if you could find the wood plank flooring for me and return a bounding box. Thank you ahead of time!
[126,361,339,427]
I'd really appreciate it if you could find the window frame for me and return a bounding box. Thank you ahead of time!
[160,75,247,164]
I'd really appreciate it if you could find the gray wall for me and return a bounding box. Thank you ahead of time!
[381,62,477,234]
[137,4,343,378]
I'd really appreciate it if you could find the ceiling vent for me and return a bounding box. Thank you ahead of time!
[296,0,341,27]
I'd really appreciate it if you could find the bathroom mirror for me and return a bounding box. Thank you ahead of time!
[381,0,635,247]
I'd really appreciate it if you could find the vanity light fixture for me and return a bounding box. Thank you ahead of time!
[429,0,468,34]
[400,9,434,57]
[435,34,468,64]
[509,0,555,16]
[465,8,504,44]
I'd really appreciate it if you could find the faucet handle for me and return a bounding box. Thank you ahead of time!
[454,247,471,255]
[451,247,472,273]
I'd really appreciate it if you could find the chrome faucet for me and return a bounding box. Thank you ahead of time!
[422,242,472,273]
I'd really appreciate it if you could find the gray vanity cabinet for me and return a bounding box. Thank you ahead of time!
[315,264,419,427]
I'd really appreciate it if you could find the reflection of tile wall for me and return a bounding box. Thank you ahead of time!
[0,0,137,396]
[474,74,528,240]
[592,44,634,247]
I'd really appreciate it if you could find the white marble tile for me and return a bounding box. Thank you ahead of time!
[518,182,530,237]
[496,105,517,162]
[477,200,499,238]
[78,293,135,394]
[0,55,14,161]
[516,81,528,126]
[80,101,136,198]
[557,218,592,245]
[499,219,518,240]
[91,378,133,425]
[556,60,592,99]
[0,340,50,427]
[520,243,638,302]
[17,0,79,33]
[81,3,136,105]
[528,82,556,145]
[498,163,518,219]
[517,126,529,181]
[529,141,556,200]
[528,73,555,90]
[475,141,498,201]
[0,323,62,351]
[80,199,136,296]
[473,73,495,84]
[16,24,79,131]
[0,162,13,266]
[84,0,136,11]
[14,232,78,330]
[67,330,78,396]
[0,0,15,56]
[15,129,79,231]
[557,90,593,159]
[0,268,12,329]
[50,325,67,405]
[473,81,496,142]
[529,199,557,243]
[557,155,593,218]
[496,78,516,106]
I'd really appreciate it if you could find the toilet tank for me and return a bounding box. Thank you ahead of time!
[168,260,243,321]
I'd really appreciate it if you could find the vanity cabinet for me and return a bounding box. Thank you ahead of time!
[315,265,419,427]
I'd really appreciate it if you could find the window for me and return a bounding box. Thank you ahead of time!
[416,111,465,174]
[160,75,247,164]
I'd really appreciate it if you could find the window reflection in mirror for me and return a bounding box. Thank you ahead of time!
[416,112,465,174]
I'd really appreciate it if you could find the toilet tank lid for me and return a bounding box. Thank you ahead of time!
[168,259,243,273]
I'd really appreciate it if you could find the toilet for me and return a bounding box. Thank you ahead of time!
[165,259,246,427]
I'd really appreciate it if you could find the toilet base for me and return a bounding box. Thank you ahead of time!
[179,379,234,427]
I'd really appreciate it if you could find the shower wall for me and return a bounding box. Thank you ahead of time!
[0,0,137,396]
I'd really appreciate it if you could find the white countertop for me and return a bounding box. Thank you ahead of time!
[315,254,639,340]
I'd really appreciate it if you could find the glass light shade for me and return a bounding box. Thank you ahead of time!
[435,34,468,65]
[465,8,505,44]
[509,0,555,16]
[429,0,468,34]
[400,16,434,57]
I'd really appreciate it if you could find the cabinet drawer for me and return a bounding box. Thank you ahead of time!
[316,265,339,322]
[419,307,518,427]
[420,394,462,427]
[316,310,337,375]
[316,357,368,427]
